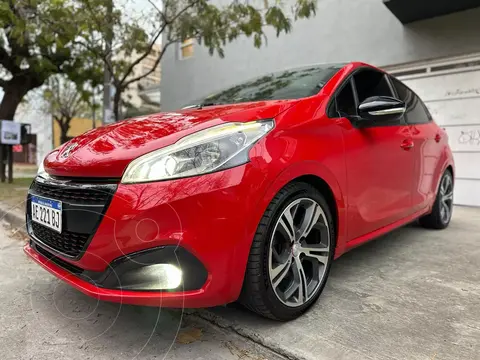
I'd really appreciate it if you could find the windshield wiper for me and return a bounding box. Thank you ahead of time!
[182,102,222,110]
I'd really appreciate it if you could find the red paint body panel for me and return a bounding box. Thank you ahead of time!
[25,62,455,308]
[341,119,415,239]
[44,100,301,178]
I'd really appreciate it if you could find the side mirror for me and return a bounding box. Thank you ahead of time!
[358,96,405,122]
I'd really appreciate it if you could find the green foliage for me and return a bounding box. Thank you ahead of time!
[162,0,317,57]
[1,1,81,79]
[75,0,318,120]
[0,0,318,121]
[0,0,104,119]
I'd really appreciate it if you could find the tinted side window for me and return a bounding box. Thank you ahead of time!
[353,69,393,103]
[391,77,431,124]
[335,80,356,117]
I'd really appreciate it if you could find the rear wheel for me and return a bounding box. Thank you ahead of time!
[240,182,335,321]
[419,170,454,229]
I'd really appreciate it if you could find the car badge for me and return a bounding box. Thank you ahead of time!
[61,143,77,159]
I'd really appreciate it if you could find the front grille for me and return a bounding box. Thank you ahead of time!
[31,181,111,205]
[33,241,84,274]
[28,177,117,259]
[31,222,90,257]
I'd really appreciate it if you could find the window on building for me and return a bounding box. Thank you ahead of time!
[179,39,194,60]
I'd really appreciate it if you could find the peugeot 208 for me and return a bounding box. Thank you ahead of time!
[25,62,454,320]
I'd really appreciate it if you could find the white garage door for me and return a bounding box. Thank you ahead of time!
[388,55,480,207]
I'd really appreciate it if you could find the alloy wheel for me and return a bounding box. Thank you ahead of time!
[439,173,454,224]
[268,198,331,308]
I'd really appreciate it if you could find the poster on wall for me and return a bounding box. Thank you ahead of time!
[0,120,21,145]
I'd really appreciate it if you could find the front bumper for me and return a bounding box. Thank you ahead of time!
[24,243,209,307]
[25,163,270,307]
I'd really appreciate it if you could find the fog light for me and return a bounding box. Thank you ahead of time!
[120,264,183,290]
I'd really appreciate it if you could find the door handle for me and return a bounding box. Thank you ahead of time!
[434,133,442,143]
[400,139,414,151]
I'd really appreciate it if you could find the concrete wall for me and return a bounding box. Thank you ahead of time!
[161,0,480,111]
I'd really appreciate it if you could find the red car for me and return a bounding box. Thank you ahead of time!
[24,62,454,321]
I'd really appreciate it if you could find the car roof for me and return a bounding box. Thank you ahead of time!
[279,61,383,74]
[279,62,349,72]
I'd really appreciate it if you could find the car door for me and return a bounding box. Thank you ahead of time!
[332,68,415,241]
[390,77,440,211]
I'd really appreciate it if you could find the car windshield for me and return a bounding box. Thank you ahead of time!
[185,64,344,107]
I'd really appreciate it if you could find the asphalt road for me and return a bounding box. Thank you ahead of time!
[1,206,479,360]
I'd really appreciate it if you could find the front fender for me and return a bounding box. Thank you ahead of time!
[254,161,347,257]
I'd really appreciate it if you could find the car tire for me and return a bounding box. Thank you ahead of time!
[239,182,335,321]
[419,170,454,230]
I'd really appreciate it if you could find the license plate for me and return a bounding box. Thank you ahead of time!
[31,195,62,233]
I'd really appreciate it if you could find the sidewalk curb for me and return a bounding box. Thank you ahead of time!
[190,309,308,360]
[0,203,25,231]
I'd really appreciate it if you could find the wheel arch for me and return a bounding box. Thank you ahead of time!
[251,161,347,259]
[446,164,454,179]
[229,161,347,303]
[290,174,338,246]
[432,161,455,200]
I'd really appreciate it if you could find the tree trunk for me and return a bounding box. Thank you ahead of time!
[0,79,32,120]
[0,76,42,181]
[113,88,122,121]
[60,131,70,144]
[60,121,71,144]
[55,116,72,144]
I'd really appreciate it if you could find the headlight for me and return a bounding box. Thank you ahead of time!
[122,120,274,183]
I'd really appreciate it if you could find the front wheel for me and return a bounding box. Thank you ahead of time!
[240,182,335,321]
[419,170,454,229]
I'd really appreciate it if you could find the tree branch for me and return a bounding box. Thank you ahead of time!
[0,46,20,74]
[119,0,200,86]
[167,0,202,29]
[72,40,116,82]
[148,0,167,23]
[118,23,166,85]
[124,40,175,87]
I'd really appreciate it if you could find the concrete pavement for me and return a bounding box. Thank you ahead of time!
[0,206,479,359]
[0,221,283,360]
[202,206,480,360]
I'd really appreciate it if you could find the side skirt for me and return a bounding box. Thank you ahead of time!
[338,207,430,256]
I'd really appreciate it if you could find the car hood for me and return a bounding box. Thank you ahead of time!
[44,99,300,178]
